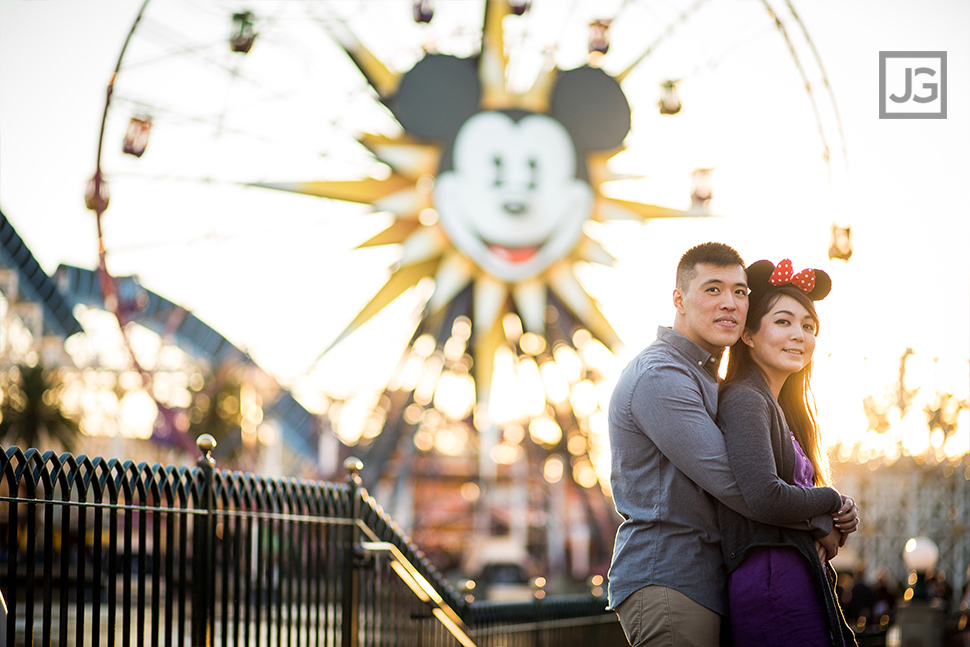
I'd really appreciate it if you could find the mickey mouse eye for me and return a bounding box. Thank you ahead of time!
[493,155,504,187]
[528,157,538,190]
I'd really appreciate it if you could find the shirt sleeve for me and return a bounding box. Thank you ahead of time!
[717,385,842,525]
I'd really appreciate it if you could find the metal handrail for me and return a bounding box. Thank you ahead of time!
[360,541,477,647]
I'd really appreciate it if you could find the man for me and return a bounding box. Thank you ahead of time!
[607,242,844,646]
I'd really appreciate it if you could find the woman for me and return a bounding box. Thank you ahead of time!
[717,259,859,647]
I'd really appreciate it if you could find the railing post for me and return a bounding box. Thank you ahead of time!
[533,576,546,647]
[192,434,217,647]
[342,457,363,647]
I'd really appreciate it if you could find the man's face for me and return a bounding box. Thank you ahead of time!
[674,263,748,355]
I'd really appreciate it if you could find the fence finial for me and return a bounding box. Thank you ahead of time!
[344,456,363,483]
[197,434,217,467]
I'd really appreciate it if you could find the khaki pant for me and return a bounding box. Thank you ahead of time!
[615,585,721,646]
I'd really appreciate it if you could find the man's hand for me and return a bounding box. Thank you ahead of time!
[816,526,841,562]
[833,495,860,547]
[814,540,828,563]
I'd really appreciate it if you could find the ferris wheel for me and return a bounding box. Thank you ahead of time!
[84,0,848,570]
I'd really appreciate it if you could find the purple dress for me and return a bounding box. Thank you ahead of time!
[728,436,831,646]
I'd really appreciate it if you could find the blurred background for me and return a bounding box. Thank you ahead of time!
[0,0,967,626]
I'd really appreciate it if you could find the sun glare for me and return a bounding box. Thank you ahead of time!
[251,1,714,489]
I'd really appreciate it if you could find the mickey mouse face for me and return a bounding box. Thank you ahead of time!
[390,54,630,287]
[434,111,592,282]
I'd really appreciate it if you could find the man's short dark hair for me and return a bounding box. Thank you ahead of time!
[676,242,745,293]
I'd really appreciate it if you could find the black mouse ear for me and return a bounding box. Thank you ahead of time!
[392,54,481,141]
[746,260,776,290]
[808,269,832,301]
[551,66,631,151]
[744,260,775,314]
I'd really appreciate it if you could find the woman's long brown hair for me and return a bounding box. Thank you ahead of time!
[725,286,830,486]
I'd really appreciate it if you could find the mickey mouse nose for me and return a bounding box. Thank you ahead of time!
[503,201,527,215]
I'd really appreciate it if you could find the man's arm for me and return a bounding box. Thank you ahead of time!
[631,364,834,534]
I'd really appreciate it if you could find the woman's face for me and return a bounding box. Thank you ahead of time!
[742,294,817,388]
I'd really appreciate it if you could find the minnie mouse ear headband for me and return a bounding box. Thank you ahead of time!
[746,259,832,308]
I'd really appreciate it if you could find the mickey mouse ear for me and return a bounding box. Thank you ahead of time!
[746,259,832,303]
[394,54,481,141]
[808,270,832,301]
[746,260,775,292]
[551,66,631,151]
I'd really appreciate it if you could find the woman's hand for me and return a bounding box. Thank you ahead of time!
[833,494,860,546]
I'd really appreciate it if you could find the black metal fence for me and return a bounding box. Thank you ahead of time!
[0,441,623,647]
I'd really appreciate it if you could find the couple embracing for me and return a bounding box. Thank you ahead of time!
[608,242,860,647]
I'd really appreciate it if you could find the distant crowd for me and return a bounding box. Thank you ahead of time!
[837,562,969,632]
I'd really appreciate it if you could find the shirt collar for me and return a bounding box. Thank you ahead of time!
[656,326,723,379]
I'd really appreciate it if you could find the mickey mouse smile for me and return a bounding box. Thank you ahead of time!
[486,243,542,264]
[434,111,593,282]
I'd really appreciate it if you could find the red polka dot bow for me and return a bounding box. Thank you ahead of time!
[768,259,816,292]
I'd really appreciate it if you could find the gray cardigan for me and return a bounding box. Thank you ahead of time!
[716,367,856,646]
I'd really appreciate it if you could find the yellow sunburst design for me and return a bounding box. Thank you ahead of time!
[258,2,698,419]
